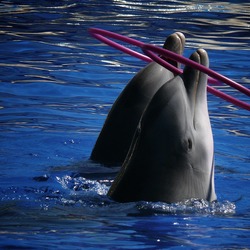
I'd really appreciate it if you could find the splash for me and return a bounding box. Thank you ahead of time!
[56,175,236,215]
[137,199,236,215]
[0,175,236,216]
[56,175,109,196]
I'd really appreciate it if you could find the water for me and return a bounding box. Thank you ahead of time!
[0,0,249,249]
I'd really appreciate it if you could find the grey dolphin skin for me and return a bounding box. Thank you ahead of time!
[108,49,216,203]
[90,32,185,165]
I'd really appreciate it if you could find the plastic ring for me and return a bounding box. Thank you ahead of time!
[142,44,250,97]
[89,28,250,111]
[89,28,151,62]
[88,28,178,73]
[142,44,250,111]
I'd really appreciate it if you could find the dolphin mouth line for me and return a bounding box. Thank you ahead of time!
[193,72,199,130]
[192,49,205,130]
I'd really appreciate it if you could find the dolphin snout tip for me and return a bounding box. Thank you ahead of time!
[196,48,209,67]
[175,32,186,49]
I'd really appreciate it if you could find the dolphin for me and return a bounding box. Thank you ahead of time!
[90,32,185,165]
[108,49,216,203]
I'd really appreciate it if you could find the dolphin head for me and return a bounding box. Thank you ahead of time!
[108,49,216,203]
[91,32,186,165]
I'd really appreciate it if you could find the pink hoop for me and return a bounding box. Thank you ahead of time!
[89,28,215,82]
[88,28,250,111]
[89,28,151,62]
[142,45,250,111]
[142,44,250,97]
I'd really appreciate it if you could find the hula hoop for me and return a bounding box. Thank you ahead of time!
[88,28,150,62]
[89,28,212,81]
[142,44,250,97]
[89,28,250,111]
[142,45,250,111]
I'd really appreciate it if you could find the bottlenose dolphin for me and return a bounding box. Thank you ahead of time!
[91,32,185,165]
[108,49,216,203]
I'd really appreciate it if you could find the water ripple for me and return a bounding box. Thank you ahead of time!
[0,1,249,248]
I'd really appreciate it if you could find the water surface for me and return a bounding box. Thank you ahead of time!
[0,0,249,249]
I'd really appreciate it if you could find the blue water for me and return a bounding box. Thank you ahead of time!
[0,0,249,249]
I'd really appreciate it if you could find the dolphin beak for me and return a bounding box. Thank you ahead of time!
[183,48,209,126]
[162,32,186,69]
